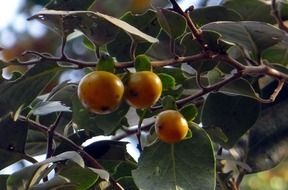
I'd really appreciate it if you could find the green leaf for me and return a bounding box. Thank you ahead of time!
[25,129,48,156]
[96,54,115,73]
[0,117,28,170]
[190,6,242,26]
[54,130,95,155]
[157,8,187,39]
[7,163,50,190]
[29,176,72,190]
[132,126,216,190]
[134,54,152,72]
[72,95,129,135]
[222,0,276,23]
[116,176,138,190]
[202,93,261,148]
[29,10,159,45]
[179,104,198,122]
[57,162,99,190]
[202,21,285,54]
[233,99,288,173]
[262,41,288,66]
[0,61,62,119]
[107,10,161,61]
[31,101,71,116]
[161,95,177,110]
[0,175,9,190]
[155,67,187,84]
[157,73,176,90]
[45,0,95,10]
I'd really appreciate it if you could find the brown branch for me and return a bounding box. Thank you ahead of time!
[18,115,124,190]
[271,0,288,33]
[169,0,205,47]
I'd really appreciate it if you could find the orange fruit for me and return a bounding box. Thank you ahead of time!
[125,71,162,109]
[155,110,189,144]
[78,71,124,114]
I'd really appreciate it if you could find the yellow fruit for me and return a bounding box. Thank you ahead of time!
[155,110,189,144]
[77,71,124,114]
[130,0,151,14]
[125,71,162,109]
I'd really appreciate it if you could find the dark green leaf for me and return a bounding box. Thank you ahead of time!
[29,10,158,45]
[233,99,288,173]
[179,104,198,122]
[222,0,276,23]
[262,41,288,66]
[72,95,129,135]
[0,61,62,119]
[157,8,187,39]
[134,55,152,72]
[202,21,285,54]
[25,130,47,156]
[190,6,242,26]
[45,0,95,11]
[0,117,28,170]
[155,67,187,84]
[157,73,176,90]
[30,176,73,190]
[84,140,128,161]
[161,95,177,110]
[132,126,215,190]
[57,162,98,190]
[0,175,9,190]
[202,93,261,148]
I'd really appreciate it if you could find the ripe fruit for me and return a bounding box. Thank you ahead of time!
[155,110,189,144]
[77,71,124,114]
[130,0,151,14]
[125,71,162,109]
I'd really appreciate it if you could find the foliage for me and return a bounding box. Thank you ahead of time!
[1,0,288,189]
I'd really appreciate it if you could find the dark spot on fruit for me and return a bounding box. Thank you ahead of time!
[158,125,163,130]
[130,89,138,97]
[101,106,110,111]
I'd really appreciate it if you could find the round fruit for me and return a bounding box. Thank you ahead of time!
[130,0,151,14]
[155,110,189,144]
[125,71,162,109]
[77,71,124,114]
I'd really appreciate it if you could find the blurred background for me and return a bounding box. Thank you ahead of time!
[0,0,287,189]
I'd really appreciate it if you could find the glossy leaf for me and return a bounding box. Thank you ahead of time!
[190,6,242,26]
[262,41,288,66]
[0,117,28,170]
[202,21,285,54]
[31,101,71,116]
[157,73,176,90]
[157,8,187,39]
[96,54,115,73]
[202,93,261,148]
[179,104,198,122]
[57,162,99,190]
[134,54,152,72]
[0,61,62,119]
[29,10,159,45]
[132,126,215,190]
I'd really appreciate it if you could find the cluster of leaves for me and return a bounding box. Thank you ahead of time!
[1,0,288,189]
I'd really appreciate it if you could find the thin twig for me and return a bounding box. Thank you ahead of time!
[46,112,63,159]
[271,0,288,33]
[18,115,124,190]
[258,79,285,103]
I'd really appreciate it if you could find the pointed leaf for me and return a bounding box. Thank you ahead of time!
[0,61,62,118]
[202,21,285,54]
[31,101,71,116]
[157,9,187,39]
[132,126,215,190]
[202,93,261,148]
[0,117,28,170]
